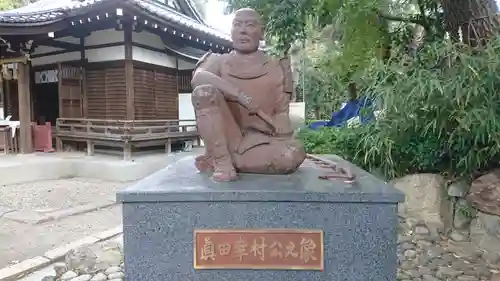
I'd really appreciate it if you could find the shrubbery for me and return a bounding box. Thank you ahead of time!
[299,40,500,181]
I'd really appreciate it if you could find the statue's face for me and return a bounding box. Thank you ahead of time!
[231,9,262,54]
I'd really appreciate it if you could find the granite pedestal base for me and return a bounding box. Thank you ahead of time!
[117,154,404,281]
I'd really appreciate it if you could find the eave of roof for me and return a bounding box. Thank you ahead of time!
[0,0,102,22]
[0,0,231,45]
[164,40,206,61]
[130,0,230,43]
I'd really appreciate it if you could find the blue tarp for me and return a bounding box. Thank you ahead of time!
[309,96,375,130]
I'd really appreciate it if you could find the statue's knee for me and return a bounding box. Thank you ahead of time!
[192,84,223,109]
[272,143,306,173]
[287,145,306,170]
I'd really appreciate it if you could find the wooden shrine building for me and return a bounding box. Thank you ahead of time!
[0,0,231,158]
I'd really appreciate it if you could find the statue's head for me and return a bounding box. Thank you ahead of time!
[231,8,263,54]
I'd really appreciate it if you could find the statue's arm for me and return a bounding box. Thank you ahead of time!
[274,57,294,136]
[191,51,222,87]
[191,52,255,109]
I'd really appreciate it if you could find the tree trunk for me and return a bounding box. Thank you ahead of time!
[440,0,499,46]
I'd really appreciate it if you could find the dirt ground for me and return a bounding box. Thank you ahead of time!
[0,178,125,211]
[0,178,126,268]
[0,149,202,269]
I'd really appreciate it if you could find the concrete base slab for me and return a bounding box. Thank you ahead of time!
[3,201,116,224]
[0,150,203,185]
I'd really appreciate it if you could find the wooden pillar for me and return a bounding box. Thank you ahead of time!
[175,57,179,95]
[29,64,35,122]
[57,63,64,119]
[175,58,180,119]
[0,75,4,119]
[80,37,88,118]
[17,62,33,153]
[4,78,10,117]
[124,22,134,120]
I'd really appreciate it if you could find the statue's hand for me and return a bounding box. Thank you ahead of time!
[247,105,260,115]
[237,91,277,132]
[238,92,256,112]
[238,91,259,114]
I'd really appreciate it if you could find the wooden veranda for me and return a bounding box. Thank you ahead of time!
[0,0,232,159]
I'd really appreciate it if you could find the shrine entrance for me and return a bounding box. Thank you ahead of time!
[33,69,59,125]
[4,79,19,120]
[33,63,83,125]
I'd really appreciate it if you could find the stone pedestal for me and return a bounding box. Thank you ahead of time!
[117,154,404,281]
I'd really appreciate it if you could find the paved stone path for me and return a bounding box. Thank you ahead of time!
[397,216,499,281]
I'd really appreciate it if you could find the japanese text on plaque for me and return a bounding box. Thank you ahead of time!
[193,229,323,270]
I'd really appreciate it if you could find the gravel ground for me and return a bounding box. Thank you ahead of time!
[0,178,127,211]
[397,216,500,281]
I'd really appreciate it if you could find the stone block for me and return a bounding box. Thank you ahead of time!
[448,181,470,197]
[390,174,451,232]
[117,154,404,281]
[44,236,99,261]
[474,211,500,264]
[468,170,500,216]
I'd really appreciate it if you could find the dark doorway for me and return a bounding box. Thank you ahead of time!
[34,83,59,125]
[4,80,19,120]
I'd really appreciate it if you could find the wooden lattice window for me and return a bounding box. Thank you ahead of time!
[177,69,193,93]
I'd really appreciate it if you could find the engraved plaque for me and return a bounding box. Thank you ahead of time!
[193,229,324,270]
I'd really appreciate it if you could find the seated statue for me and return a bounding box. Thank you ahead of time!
[191,8,306,182]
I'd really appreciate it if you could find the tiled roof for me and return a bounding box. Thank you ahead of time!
[0,0,231,42]
[0,0,103,23]
[131,0,230,41]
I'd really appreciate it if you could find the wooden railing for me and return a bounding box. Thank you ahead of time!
[55,118,199,159]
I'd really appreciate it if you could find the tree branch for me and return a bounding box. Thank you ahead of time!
[417,0,427,20]
[416,0,429,28]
